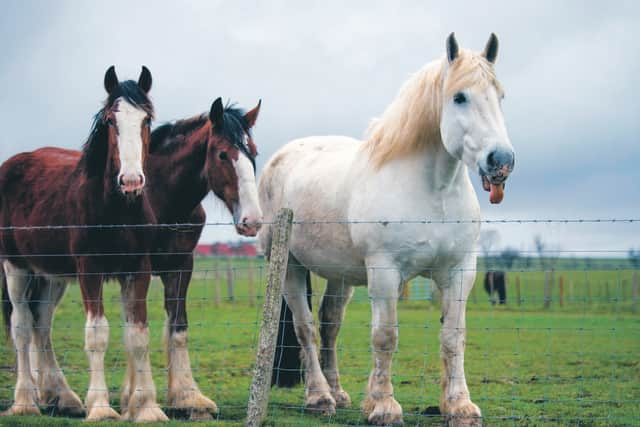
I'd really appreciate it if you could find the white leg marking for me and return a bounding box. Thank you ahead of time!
[31,280,84,415]
[4,261,40,415]
[122,322,168,422]
[84,314,119,420]
[165,320,217,418]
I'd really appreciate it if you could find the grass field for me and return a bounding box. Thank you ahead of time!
[0,257,638,426]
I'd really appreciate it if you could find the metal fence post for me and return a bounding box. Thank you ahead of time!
[246,208,294,427]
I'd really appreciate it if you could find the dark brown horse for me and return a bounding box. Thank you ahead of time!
[0,67,168,422]
[141,97,262,420]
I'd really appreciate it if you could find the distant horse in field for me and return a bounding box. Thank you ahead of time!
[484,271,507,304]
[0,67,168,422]
[259,33,515,426]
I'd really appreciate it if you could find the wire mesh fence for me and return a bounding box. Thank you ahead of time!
[0,218,638,426]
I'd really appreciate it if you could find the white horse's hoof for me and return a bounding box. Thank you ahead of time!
[363,395,403,426]
[167,389,218,419]
[442,400,482,427]
[129,405,169,423]
[86,405,120,421]
[332,389,351,408]
[43,388,85,417]
[305,392,336,415]
[1,403,41,417]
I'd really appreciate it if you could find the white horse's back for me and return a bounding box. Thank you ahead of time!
[259,135,367,281]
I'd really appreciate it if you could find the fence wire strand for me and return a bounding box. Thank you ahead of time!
[0,219,638,425]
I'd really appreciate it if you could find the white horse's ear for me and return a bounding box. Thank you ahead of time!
[483,33,499,64]
[446,32,459,64]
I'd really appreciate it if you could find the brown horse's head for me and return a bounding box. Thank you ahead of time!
[83,66,154,200]
[204,98,262,236]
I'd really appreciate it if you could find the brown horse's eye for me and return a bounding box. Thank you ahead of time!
[218,151,228,161]
[105,117,114,127]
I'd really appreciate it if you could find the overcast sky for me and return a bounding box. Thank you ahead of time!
[1,1,638,256]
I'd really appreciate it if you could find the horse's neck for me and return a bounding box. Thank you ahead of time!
[149,134,208,221]
[372,139,465,195]
[420,140,466,193]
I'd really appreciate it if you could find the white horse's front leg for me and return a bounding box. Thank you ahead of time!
[435,262,482,427]
[283,261,335,415]
[362,262,403,426]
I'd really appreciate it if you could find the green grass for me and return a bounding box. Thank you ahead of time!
[1,257,638,426]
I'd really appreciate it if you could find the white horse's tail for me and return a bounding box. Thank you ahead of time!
[1,264,10,340]
[271,270,312,388]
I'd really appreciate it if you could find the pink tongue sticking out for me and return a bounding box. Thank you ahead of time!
[489,184,504,204]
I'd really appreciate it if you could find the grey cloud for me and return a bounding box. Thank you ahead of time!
[0,1,638,249]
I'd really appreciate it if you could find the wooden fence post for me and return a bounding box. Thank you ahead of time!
[214,261,221,308]
[226,262,235,303]
[569,280,574,304]
[515,276,521,306]
[248,261,256,307]
[543,270,551,309]
[559,275,564,308]
[400,280,410,301]
[632,271,638,314]
[246,208,294,427]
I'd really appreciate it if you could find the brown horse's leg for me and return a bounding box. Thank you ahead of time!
[30,278,84,416]
[2,261,40,416]
[119,266,168,423]
[78,270,119,421]
[162,255,217,420]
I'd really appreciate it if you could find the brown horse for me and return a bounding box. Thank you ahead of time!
[0,67,168,422]
[145,97,262,419]
[1,97,263,420]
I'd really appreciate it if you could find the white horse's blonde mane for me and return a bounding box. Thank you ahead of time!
[364,49,502,169]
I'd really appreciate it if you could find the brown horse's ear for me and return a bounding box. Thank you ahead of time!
[209,97,224,130]
[104,65,119,94]
[244,99,261,128]
[483,33,499,64]
[446,32,459,64]
[138,66,152,93]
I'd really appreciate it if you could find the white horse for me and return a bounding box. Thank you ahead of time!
[258,33,514,426]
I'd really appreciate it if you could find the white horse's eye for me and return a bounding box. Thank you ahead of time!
[453,92,467,104]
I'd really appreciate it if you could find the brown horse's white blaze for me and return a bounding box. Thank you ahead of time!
[114,100,149,195]
[233,151,262,236]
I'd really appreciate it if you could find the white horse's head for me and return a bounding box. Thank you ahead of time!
[439,33,515,204]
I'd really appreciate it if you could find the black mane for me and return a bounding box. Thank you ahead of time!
[221,105,255,169]
[80,80,154,178]
[151,104,255,169]
[106,80,154,115]
[150,115,209,153]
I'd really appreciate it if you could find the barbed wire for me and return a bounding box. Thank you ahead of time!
[0,217,638,231]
